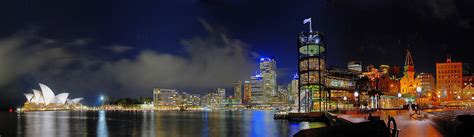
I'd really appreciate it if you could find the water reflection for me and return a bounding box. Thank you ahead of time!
[11,110,325,137]
[141,111,155,137]
[97,111,108,137]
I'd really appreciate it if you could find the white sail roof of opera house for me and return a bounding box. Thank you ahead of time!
[39,83,56,105]
[23,83,83,105]
[72,98,83,103]
[54,93,69,104]
[32,89,44,104]
[24,93,34,102]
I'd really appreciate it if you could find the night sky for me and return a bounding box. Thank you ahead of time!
[1,0,473,108]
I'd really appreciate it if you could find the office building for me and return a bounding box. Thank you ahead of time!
[436,56,463,100]
[217,88,226,99]
[243,81,252,104]
[416,73,435,93]
[233,80,242,101]
[153,88,180,106]
[250,74,263,104]
[260,57,277,99]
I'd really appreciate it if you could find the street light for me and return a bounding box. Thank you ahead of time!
[416,87,422,93]
[354,91,359,103]
[398,92,402,109]
[100,96,105,109]
[416,87,422,104]
[354,91,359,110]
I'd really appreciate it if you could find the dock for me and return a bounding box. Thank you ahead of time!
[274,112,326,122]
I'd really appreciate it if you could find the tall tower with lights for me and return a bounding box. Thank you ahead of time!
[297,30,327,112]
[260,57,277,103]
[233,80,242,104]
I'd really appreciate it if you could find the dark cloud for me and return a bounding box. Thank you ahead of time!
[104,21,256,92]
[0,21,256,108]
[108,45,134,53]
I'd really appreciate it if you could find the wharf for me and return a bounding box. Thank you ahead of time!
[274,112,326,122]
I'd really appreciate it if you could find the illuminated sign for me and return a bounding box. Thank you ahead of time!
[326,78,355,89]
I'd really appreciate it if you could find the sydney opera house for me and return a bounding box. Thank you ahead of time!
[22,83,83,111]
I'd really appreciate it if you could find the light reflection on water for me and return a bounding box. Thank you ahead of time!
[4,111,326,137]
[97,111,108,137]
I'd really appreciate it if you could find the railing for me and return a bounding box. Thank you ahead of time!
[387,115,400,137]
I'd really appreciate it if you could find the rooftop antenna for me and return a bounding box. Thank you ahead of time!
[303,17,312,32]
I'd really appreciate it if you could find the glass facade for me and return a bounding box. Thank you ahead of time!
[297,31,327,112]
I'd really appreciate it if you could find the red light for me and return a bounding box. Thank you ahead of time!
[9,108,13,112]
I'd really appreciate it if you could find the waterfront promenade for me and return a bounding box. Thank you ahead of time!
[337,110,443,137]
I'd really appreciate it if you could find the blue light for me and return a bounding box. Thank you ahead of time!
[293,73,299,80]
[260,58,265,61]
[315,37,320,44]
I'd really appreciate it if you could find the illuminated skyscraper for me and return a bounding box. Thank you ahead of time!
[217,88,226,99]
[298,31,327,112]
[233,80,242,103]
[243,81,252,104]
[277,85,289,102]
[288,74,299,105]
[436,56,463,100]
[260,57,277,102]
[250,74,263,104]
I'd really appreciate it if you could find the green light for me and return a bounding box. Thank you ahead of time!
[299,44,325,56]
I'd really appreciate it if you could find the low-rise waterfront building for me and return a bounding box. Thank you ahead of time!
[325,67,359,110]
[348,61,362,72]
[23,83,83,111]
[153,88,181,106]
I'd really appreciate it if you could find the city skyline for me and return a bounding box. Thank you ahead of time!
[1,0,474,109]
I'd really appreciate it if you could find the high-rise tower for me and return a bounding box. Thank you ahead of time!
[233,80,242,104]
[243,81,252,104]
[250,74,263,104]
[298,31,327,112]
[260,57,277,103]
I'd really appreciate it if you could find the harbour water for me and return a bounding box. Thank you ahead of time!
[0,111,326,137]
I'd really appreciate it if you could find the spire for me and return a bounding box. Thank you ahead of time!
[404,49,414,72]
[447,54,452,63]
